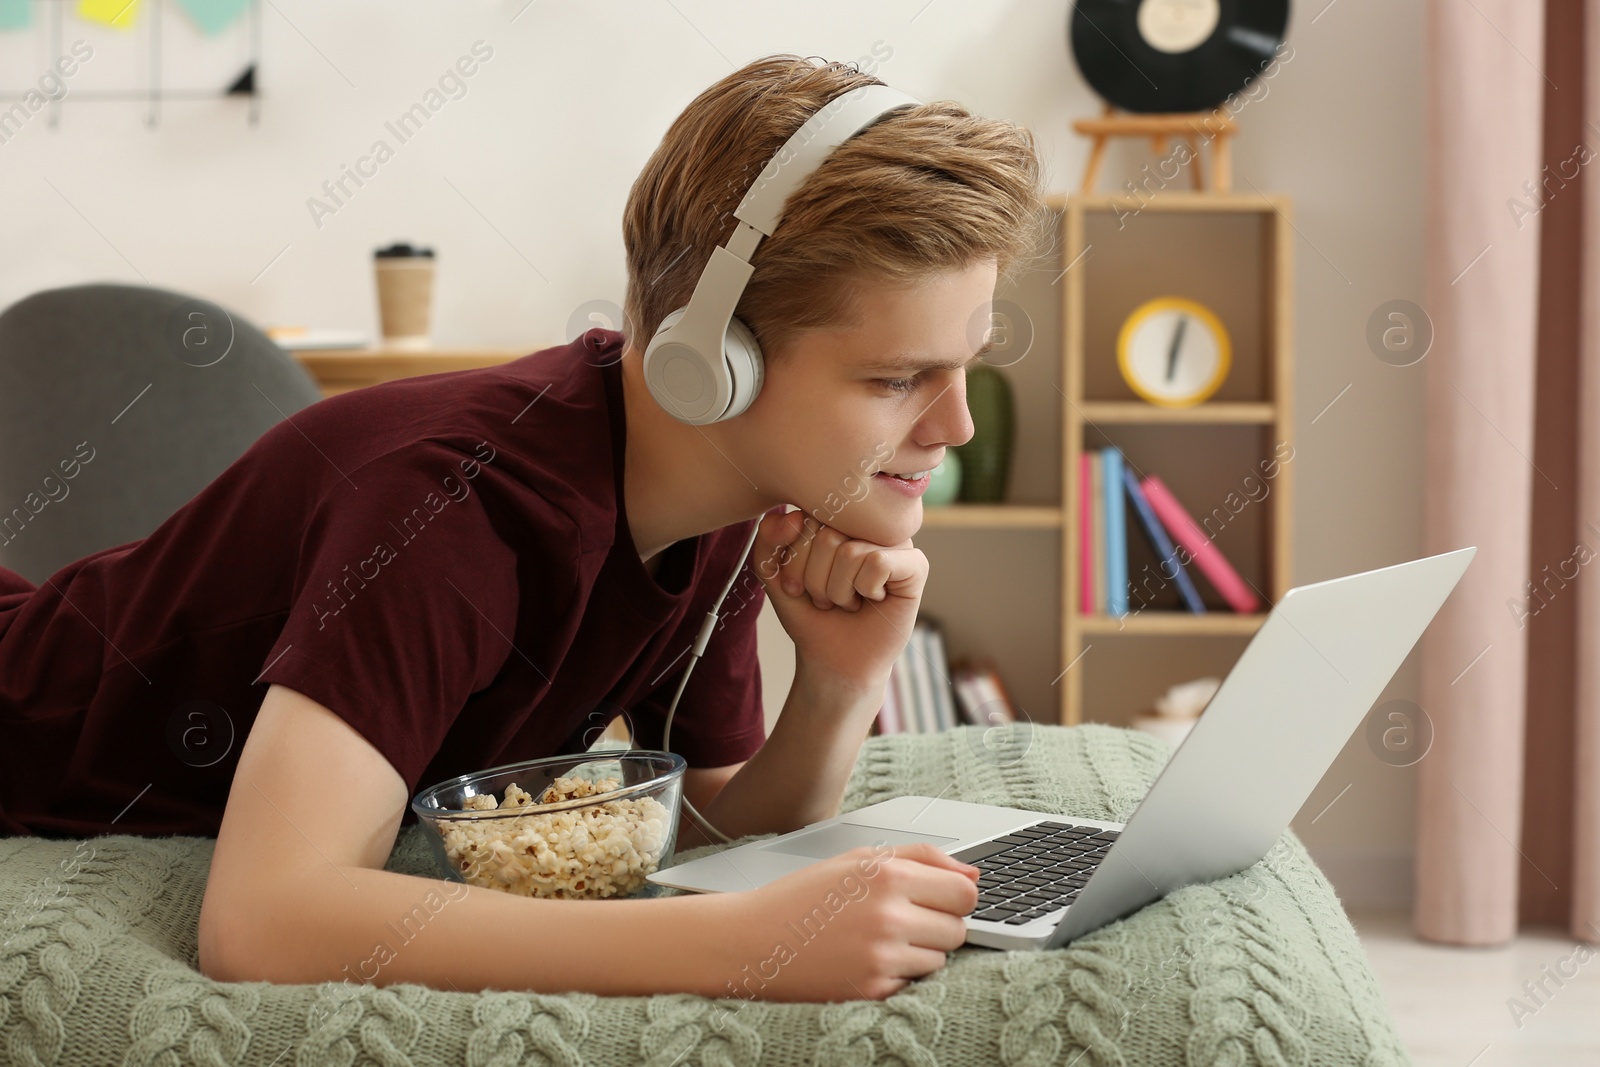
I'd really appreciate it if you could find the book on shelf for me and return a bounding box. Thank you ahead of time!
[890,629,920,731]
[924,622,960,730]
[1122,463,1206,614]
[1102,448,1129,616]
[1079,452,1095,615]
[1079,447,1260,616]
[1089,454,1107,613]
[1138,473,1261,613]
[872,616,1017,734]
[951,660,1016,725]
[906,619,936,731]
[875,616,935,734]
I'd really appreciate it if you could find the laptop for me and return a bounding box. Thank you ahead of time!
[646,546,1476,950]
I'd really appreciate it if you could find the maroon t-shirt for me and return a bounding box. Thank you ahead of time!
[0,327,769,839]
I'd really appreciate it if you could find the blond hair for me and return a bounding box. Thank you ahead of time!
[621,54,1053,361]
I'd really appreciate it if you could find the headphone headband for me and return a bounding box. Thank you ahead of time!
[735,84,923,237]
[643,81,923,425]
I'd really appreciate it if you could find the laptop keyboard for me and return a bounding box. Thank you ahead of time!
[951,821,1120,926]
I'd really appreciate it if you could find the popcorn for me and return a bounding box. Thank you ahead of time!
[438,774,671,899]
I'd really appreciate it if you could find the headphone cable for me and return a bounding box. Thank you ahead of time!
[659,515,764,846]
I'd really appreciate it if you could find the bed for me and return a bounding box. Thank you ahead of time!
[0,723,1412,1066]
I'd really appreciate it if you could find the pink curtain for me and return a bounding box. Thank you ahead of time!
[1418,0,1600,944]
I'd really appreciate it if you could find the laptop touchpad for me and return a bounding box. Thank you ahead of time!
[758,822,960,859]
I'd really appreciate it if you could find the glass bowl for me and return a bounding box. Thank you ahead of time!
[410,750,685,900]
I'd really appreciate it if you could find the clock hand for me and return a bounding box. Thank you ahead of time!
[1165,314,1188,383]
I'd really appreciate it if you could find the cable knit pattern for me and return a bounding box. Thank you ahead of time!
[642,993,765,1067]
[127,965,261,1067]
[1001,940,1131,1067]
[1178,872,1309,1067]
[296,982,432,1066]
[466,991,595,1067]
[0,724,1413,1065]
[820,970,945,1065]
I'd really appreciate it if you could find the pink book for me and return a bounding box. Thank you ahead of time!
[1139,475,1262,613]
[1079,452,1095,614]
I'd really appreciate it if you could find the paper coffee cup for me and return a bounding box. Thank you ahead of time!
[375,242,435,350]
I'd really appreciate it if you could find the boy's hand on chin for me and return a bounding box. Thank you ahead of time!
[752,507,927,695]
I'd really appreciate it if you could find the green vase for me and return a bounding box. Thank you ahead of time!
[955,363,1014,503]
[923,450,962,507]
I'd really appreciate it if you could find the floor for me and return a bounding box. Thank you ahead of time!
[1350,909,1600,1066]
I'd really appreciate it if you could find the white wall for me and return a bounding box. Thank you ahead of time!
[1,0,1427,907]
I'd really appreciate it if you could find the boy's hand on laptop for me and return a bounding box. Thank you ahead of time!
[754,507,928,694]
[728,842,980,1002]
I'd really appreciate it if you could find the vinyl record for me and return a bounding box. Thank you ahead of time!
[1070,0,1290,114]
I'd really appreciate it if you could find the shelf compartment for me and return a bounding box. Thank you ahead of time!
[1073,204,1281,406]
[909,526,1060,729]
[1077,423,1288,611]
[1075,632,1258,723]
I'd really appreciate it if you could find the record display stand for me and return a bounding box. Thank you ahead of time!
[1073,104,1237,193]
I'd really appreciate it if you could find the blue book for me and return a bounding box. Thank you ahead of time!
[1102,448,1128,616]
[1122,464,1207,614]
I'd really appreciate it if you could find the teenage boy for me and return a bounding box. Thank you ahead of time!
[0,53,1048,1002]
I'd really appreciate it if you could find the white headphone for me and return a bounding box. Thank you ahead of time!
[641,82,923,426]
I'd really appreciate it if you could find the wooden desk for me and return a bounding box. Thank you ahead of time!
[290,346,553,398]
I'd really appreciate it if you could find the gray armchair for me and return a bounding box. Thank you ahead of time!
[0,283,325,583]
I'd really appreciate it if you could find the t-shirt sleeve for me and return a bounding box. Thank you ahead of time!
[627,567,769,769]
[254,440,533,794]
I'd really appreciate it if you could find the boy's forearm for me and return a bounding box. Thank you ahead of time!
[215,862,744,997]
[679,664,884,848]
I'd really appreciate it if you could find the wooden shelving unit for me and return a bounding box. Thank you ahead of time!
[916,190,1293,728]
[1062,191,1293,724]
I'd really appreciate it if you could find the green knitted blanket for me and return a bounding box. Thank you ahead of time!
[0,724,1411,1066]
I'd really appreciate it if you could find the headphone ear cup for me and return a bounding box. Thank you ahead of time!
[644,307,727,423]
[718,316,765,422]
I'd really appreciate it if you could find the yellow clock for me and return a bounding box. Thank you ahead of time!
[1116,297,1231,408]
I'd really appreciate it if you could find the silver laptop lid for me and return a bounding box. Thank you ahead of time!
[1048,545,1476,948]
